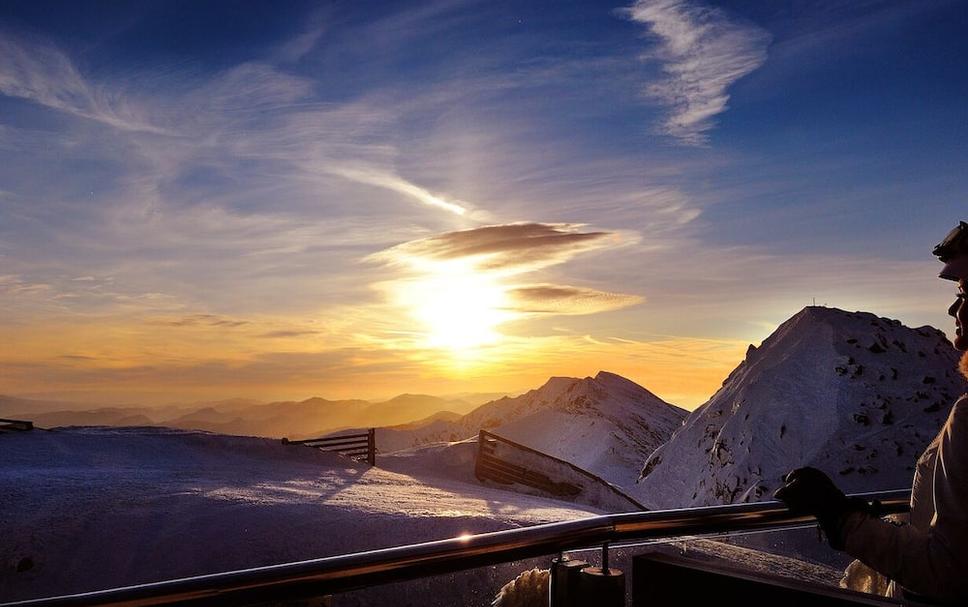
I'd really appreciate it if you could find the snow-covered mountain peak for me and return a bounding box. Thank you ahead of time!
[514,370,680,421]
[633,307,965,509]
[593,370,660,398]
[532,376,583,402]
[766,306,948,349]
[377,371,688,490]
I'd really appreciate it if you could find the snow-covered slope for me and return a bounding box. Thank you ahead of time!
[378,371,687,489]
[0,427,600,602]
[2,426,846,605]
[633,307,966,509]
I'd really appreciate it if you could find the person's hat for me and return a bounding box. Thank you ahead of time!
[934,221,968,281]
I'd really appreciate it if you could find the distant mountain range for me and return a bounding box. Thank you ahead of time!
[0,393,501,439]
[631,306,966,508]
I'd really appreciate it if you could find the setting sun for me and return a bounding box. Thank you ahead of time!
[397,262,516,352]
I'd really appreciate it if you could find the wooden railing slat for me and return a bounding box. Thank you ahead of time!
[283,429,376,467]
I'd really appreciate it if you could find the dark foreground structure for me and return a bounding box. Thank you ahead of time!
[1,490,912,607]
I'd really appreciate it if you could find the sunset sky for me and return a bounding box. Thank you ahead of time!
[1,0,965,408]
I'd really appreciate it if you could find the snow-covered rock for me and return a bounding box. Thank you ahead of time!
[377,371,687,490]
[632,306,966,508]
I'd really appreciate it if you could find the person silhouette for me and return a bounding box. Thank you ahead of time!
[775,221,968,605]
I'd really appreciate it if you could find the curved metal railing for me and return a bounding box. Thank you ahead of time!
[2,489,910,607]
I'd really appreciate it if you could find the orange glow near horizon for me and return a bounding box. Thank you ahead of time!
[0,307,750,410]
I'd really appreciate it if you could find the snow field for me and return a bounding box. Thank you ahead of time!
[0,427,598,602]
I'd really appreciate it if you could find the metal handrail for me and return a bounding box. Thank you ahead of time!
[3,489,910,607]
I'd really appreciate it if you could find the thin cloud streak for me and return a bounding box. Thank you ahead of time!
[625,0,770,145]
[151,314,250,328]
[507,284,644,315]
[328,165,469,216]
[259,329,321,339]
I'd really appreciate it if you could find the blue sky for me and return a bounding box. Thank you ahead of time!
[0,0,965,405]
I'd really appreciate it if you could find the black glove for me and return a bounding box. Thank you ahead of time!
[774,467,869,550]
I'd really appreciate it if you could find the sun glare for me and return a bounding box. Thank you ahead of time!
[397,262,515,353]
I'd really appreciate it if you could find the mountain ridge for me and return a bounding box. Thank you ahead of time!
[2,392,503,439]
[375,370,688,489]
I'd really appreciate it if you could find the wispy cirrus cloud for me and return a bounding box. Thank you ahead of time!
[625,0,770,145]
[0,274,51,296]
[0,30,170,134]
[0,28,472,226]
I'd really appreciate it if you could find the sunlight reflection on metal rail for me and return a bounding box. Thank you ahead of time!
[2,490,910,607]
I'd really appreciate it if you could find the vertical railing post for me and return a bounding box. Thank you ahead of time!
[367,428,376,466]
[549,552,588,607]
[575,543,624,606]
[475,430,484,480]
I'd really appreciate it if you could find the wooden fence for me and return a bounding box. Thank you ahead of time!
[475,429,582,497]
[475,429,645,511]
[282,429,376,466]
[0,418,33,433]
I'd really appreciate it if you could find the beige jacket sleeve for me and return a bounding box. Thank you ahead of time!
[841,396,968,603]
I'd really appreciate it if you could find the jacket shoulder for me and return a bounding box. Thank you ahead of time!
[953,394,968,415]
[943,394,968,450]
